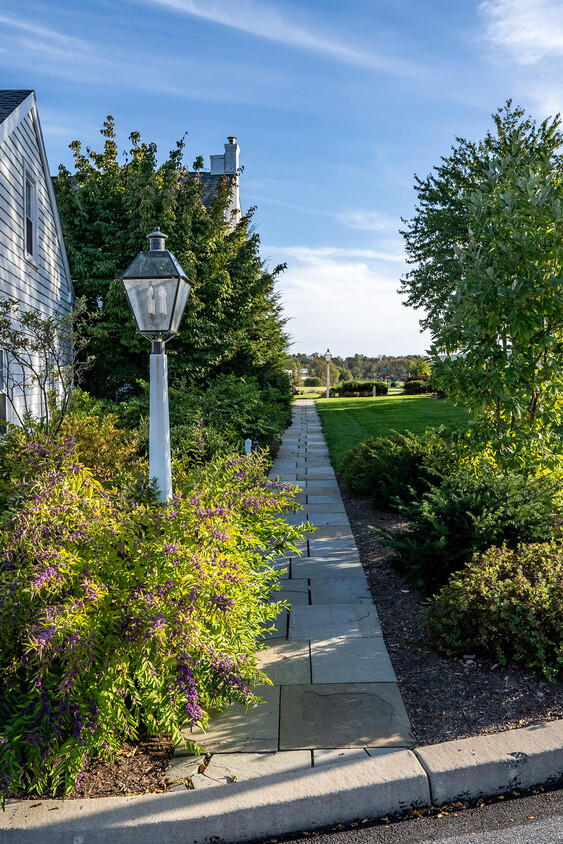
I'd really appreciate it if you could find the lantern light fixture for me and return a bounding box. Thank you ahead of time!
[121,228,191,339]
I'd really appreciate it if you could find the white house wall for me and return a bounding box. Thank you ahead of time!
[0,100,73,425]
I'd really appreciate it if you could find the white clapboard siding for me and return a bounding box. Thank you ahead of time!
[0,91,73,426]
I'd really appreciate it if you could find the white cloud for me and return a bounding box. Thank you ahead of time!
[135,0,421,77]
[0,11,272,103]
[268,245,405,264]
[336,210,400,233]
[265,245,430,355]
[0,12,112,78]
[479,0,563,117]
[480,0,563,64]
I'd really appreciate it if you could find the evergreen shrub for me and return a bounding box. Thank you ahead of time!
[403,379,433,395]
[330,380,388,397]
[119,374,291,463]
[0,441,306,798]
[381,470,559,593]
[342,429,453,509]
[427,542,563,680]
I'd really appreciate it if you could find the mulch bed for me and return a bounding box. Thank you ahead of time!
[338,476,563,746]
[69,736,174,799]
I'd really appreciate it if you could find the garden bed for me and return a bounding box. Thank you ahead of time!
[338,477,563,746]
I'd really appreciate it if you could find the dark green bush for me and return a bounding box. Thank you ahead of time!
[304,377,321,386]
[342,429,454,509]
[330,380,388,397]
[403,379,432,395]
[381,470,559,593]
[427,542,563,681]
[119,373,291,462]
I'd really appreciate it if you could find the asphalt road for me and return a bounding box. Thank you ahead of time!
[256,785,563,844]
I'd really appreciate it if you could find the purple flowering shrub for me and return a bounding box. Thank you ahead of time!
[0,442,306,798]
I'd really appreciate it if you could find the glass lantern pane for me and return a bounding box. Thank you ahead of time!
[169,278,192,334]
[123,278,177,334]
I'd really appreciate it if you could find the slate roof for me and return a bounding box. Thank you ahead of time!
[191,172,234,210]
[0,90,33,125]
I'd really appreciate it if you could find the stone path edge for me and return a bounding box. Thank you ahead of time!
[2,719,563,844]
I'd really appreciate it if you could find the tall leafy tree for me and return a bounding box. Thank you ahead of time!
[54,118,289,400]
[401,103,563,469]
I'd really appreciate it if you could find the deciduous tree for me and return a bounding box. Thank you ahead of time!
[401,103,563,469]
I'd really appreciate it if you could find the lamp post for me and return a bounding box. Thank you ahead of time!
[120,227,192,502]
[324,349,332,399]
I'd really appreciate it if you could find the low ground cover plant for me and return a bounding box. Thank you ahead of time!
[0,440,306,799]
[427,542,563,681]
[381,470,559,593]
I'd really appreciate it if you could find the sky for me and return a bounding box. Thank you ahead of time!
[2,0,563,357]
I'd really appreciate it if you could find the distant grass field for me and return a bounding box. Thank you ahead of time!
[315,395,468,471]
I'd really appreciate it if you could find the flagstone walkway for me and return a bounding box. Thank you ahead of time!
[169,399,413,789]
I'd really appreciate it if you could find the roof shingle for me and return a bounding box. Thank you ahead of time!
[0,90,33,126]
[190,172,235,210]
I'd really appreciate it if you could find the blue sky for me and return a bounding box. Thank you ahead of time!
[2,0,562,356]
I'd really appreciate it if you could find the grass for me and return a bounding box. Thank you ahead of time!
[315,394,468,471]
[296,386,325,396]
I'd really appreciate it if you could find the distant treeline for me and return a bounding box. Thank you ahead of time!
[286,353,430,385]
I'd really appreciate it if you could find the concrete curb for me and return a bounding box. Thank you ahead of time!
[415,719,563,806]
[2,721,563,843]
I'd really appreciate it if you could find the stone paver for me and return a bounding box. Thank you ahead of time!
[260,607,288,640]
[183,685,280,753]
[306,502,347,513]
[308,526,354,540]
[257,639,311,685]
[354,605,384,636]
[309,577,372,605]
[292,555,364,579]
[277,578,310,606]
[279,683,413,749]
[289,604,364,640]
[307,513,351,527]
[308,538,358,555]
[310,637,397,683]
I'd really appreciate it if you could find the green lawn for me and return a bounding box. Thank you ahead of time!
[316,395,468,471]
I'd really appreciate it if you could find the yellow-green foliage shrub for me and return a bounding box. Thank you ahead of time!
[0,442,307,798]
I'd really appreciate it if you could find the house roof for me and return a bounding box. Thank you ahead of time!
[191,172,233,210]
[0,90,33,125]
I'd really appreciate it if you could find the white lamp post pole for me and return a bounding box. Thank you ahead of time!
[149,339,172,502]
[325,348,332,399]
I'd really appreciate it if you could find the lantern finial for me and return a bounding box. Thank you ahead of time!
[147,227,168,251]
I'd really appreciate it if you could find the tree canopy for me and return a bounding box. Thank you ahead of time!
[401,103,563,469]
[54,118,289,402]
